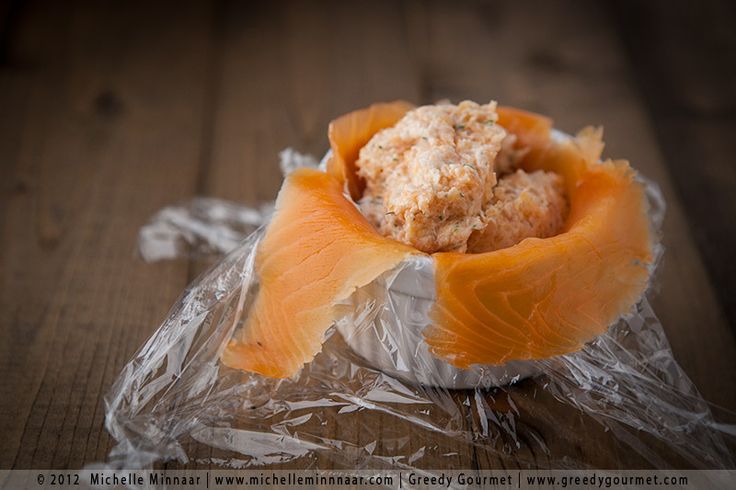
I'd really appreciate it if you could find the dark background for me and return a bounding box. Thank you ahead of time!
[0,0,734,469]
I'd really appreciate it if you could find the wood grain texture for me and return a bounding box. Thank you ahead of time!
[0,0,213,468]
[611,0,736,346]
[0,0,734,470]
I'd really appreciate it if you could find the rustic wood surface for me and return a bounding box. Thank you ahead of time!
[1,0,734,470]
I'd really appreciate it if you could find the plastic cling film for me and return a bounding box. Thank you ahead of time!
[136,148,317,262]
[108,149,735,470]
[137,198,272,261]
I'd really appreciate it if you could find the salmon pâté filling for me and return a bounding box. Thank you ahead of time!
[355,101,568,254]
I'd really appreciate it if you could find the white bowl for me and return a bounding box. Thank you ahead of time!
[335,256,542,389]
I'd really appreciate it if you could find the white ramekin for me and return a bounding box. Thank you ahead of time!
[335,256,542,389]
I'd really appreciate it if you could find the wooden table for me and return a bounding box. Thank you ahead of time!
[1,0,734,469]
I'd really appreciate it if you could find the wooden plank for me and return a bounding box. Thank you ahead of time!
[412,0,736,468]
[610,0,736,349]
[0,0,213,468]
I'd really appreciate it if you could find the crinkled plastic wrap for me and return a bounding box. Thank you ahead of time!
[104,149,735,470]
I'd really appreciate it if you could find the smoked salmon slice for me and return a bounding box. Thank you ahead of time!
[427,128,654,367]
[224,101,656,377]
[497,106,552,141]
[327,100,414,200]
[221,168,416,378]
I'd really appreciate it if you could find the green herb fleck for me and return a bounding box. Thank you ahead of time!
[454,124,466,131]
[485,120,495,126]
